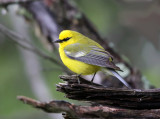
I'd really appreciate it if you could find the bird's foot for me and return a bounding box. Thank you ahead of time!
[76,74,81,84]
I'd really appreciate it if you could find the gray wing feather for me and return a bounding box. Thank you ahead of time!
[64,43,120,70]
[69,51,110,67]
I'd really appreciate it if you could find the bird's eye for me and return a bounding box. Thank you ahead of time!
[63,37,71,41]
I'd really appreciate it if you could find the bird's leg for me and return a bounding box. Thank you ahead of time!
[77,74,81,84]
[91,72,97,83]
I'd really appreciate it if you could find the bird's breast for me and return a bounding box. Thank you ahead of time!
[59,46,100,75]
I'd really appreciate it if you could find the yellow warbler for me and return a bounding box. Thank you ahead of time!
[54,30,131,88]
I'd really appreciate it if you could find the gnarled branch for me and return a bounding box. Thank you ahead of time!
[17,95,160,119]
[57,75,160,109]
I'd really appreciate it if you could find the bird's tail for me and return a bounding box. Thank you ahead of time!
[108,69,131,89]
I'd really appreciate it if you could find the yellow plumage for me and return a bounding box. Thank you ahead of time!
[59,46,100,75]
[54,30,131,88]
[58,30,102,75]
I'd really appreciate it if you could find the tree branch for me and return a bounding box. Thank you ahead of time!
[17,96,78,118]
[57,75,160,109]
[17,96,160,119]
[0,23,70,73]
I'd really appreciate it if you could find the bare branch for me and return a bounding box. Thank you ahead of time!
[17,96,160,119]
[17,96,78,118]
[0,23,70,73]
[57,75,160,109]
[17,75,160,118]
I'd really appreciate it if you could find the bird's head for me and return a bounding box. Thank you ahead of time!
[54,30,83,47]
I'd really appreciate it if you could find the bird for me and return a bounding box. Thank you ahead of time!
[54,30,131,89]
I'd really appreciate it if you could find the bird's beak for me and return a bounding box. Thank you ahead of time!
[54,39,61,43]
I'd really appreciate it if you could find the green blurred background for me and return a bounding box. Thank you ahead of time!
[0,0,160,119]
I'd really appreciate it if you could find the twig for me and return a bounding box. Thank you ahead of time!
[0,23,70,73]
[17,96,78,119]
[17,96,160,119]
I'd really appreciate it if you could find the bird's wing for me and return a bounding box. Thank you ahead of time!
[64,43,121,70]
